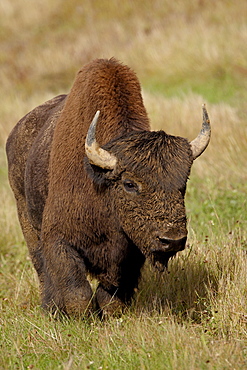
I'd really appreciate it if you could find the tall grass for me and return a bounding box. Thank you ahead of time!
[1,0,247,368]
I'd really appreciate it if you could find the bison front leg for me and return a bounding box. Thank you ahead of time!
[41,240,93,317]
[96,247,145,317]
[96,284,126,317]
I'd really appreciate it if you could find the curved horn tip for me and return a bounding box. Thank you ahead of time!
[91,110,101,131]
[86,110,100,147]
[94,110,100,121]
[202,104,210,125]
[190,104,211,160]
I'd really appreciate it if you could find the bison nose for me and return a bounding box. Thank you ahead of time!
[152,235,187,253]
[158,236,176,246]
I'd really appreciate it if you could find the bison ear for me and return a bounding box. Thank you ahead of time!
[84,157,117,189]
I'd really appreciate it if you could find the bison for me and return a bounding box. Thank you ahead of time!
[6,58,211,317]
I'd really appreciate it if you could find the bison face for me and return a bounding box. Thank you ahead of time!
[85,130,193,270]
[113,171,188,270]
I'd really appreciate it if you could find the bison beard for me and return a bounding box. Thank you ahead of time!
[6,58,210,317]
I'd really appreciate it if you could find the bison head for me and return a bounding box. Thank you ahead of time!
[85,106,211,270]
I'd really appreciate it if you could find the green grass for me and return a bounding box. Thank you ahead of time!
[143,67,245,104]
[187,178,247,238]
[1,0,247,368]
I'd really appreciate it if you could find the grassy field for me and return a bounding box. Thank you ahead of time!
[0,0,247,369]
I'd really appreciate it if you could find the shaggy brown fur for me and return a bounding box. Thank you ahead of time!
[6,58,194,317]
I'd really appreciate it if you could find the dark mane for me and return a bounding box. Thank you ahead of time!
[104,130,193,190]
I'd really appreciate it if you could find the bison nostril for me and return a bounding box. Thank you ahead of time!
[156,236,187,250]
[158,237,174,246]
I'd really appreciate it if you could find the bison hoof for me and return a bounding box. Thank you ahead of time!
[42,284,94,318]
[96,285,126,318]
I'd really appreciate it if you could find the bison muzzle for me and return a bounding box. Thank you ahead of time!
[6,58,211,317]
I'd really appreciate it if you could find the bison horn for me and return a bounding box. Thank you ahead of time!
[190,104,211,160]
[85,111,117,169]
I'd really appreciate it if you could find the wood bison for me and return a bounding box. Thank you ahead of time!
[6,58,211,317]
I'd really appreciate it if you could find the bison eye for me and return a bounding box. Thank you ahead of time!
[123,179,139,193]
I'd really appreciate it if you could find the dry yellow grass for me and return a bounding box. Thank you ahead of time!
[144,93,247,181]
[1,0,246,182]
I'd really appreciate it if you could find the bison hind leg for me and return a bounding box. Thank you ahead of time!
[14,198,45,286]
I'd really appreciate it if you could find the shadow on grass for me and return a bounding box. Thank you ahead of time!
[133,251,219,324]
